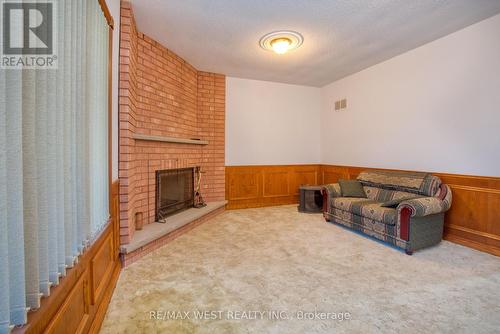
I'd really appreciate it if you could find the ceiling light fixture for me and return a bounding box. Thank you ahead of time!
[259,31,303,55]
[271,38,292,54]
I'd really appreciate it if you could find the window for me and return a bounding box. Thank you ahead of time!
[0,0,111,331]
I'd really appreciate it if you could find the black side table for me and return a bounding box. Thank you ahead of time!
[298,185,324,213]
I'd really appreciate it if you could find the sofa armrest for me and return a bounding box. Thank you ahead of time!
[398,184,452,218]
[396,185,452,241]
[322,183,341,214]
[323,183,341,199]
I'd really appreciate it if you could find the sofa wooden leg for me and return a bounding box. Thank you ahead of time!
[405,249,414,255]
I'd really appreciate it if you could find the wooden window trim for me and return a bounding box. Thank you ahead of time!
[98,0,115,29]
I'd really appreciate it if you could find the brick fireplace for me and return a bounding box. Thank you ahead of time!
[119,1,225,245]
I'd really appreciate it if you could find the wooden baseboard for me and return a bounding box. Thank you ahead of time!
[226,164,500,256]
[444,224,500,256]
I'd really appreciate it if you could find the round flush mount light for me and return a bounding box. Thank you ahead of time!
[259,31,304,54]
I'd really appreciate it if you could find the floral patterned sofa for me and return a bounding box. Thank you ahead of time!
[322,170,452,254]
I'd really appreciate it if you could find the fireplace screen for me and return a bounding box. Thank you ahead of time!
[156,168,194,221]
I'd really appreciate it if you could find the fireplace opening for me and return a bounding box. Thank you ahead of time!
[155,167,194,221]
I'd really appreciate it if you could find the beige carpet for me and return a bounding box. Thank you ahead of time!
[101,205,500,334]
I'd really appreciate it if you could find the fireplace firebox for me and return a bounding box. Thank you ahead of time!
[155,168,194,221]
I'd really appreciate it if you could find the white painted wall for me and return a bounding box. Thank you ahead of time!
[225,77,322,165]
[321,13,500,177]
[109,0,121,180]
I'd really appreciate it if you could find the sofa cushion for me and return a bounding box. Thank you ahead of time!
[331,197,372,210]
[380,196,421,208]
[331,197,397,225]
[363,186,420,202]
[330,208,399,243]
[339,179,367,198]
[357,170,441,196]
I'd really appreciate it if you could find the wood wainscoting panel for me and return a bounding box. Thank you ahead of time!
[434,173,500,256]
[226,165,321,209]
[292,169,318,195]
[91,233,115,304]
[226,170,260,200]
[15,180,122,334]
[263,171,290,197]
[44,270,91,334]
[321,165,348,184]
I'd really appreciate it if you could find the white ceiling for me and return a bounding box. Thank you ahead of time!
[130,0,500,87]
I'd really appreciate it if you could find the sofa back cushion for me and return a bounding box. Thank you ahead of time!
[357,170,441,197]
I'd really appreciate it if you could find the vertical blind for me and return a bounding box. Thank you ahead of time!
[0,0,110,332]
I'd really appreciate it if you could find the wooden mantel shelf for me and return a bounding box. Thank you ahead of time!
[132,133,208,145]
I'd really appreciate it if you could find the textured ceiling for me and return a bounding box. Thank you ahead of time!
[130,0,500,87]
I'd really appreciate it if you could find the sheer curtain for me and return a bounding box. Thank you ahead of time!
[0,0,110,332]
